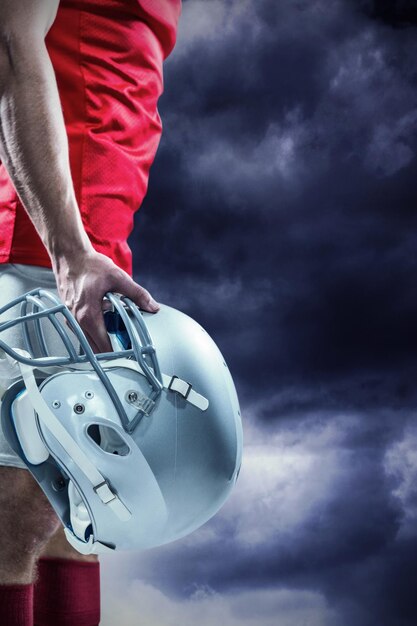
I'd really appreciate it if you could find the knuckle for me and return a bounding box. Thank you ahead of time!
[0,470,59,546]
[138,287,150,301]
[76,308,93,326]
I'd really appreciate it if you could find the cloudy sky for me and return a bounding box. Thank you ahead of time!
[102,1,417,624]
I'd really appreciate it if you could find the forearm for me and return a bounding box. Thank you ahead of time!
[0,35,92,264]
[0,22,159,354]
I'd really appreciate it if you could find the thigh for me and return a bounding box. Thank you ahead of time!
[0,268,94,562]
[0,466,60,562]
[0,264,58,469]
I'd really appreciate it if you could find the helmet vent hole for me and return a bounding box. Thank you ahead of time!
[86,424,130,457]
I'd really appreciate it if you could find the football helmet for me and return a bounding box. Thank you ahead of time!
[0,289,242,554]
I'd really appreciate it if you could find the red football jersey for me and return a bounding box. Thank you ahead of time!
[0,0,181,275]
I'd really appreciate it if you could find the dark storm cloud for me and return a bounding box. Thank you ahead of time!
[132,0,417,410]
[359,0,417,26]
[126,1,417,624]
[121,409,417,626]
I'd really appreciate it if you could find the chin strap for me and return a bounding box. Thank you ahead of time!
[103,358,209,411]
[164,374,209,411]
[65,482,116,555]
[0,350,22,399]
[14,349,132,523]
[108,330,210,412]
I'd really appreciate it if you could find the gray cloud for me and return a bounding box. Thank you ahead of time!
[133,0,417,402]
[102,410,416,625]
[121,0,417,624]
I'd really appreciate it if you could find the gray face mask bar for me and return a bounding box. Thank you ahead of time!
[0,289,163,433]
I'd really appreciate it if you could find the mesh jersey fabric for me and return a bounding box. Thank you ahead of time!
[0,0,181,276]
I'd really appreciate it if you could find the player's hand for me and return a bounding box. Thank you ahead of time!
[52,249,159,353]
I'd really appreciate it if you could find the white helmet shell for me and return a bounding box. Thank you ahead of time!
[0,290,243,554]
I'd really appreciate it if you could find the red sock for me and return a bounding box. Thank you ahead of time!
[34,557,100,626]
[0,583,34,626]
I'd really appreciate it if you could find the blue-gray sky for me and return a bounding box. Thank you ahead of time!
[102,1,417,624]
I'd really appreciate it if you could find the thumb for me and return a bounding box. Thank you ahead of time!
[123,279,160,313]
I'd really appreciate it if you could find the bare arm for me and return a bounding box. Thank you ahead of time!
[0,0,159,353]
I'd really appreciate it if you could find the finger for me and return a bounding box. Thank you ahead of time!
[82,329,102,355]
[86,325,112,354]
[101,299,113,313]
[89,319,113,354]
[123,280,160,313]
[77,308,113,354]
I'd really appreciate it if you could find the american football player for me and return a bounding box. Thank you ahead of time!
[0,1,181,624]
